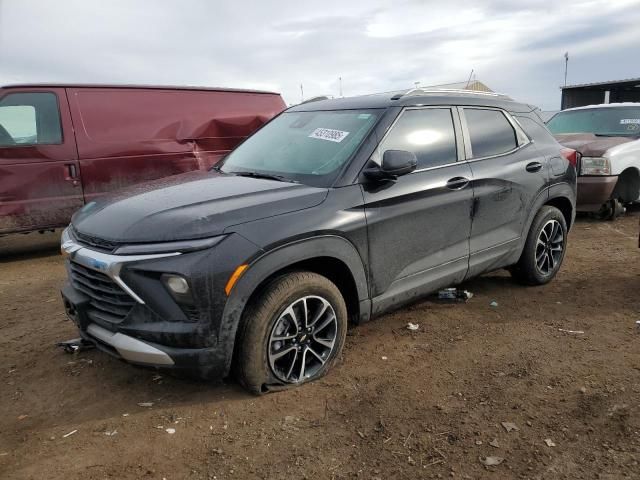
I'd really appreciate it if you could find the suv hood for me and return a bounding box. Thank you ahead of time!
[72,170,328,243]
[553,133,634,157]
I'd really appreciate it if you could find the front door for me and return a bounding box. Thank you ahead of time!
[0,88,82,234]
[362,107,474,314]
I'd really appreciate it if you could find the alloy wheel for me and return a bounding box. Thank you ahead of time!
[268,295,338,383]
[535,219,564,276]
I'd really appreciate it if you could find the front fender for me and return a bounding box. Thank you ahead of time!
[216,235,369,377]
[606,139,640,176]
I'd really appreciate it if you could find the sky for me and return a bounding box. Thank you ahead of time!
[1,0,639,111]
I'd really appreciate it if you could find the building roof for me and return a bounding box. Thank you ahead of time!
[561,77,640,90]
[422,80,493,92]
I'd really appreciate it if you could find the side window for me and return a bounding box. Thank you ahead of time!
[464,108,517,158]
[0,92,62,146]
[516,115,556,146]
[380,108,457,169]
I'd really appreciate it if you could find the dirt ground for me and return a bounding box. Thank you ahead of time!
[1,213,639,480]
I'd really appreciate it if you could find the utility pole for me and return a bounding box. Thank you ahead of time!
[300,84,304,103]
[339,77,343,97]
[564,52,569,87]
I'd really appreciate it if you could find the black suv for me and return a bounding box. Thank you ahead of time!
[61,89,577,393]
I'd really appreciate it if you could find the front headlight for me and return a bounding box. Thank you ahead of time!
[580,157,611,175]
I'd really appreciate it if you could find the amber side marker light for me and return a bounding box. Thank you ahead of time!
[225,264,249,296]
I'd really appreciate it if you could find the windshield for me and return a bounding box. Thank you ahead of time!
[220,109,381,187]
[547,107,640,137]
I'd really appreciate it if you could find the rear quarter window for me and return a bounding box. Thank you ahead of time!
[515,115,558,146]
[464,108,518,158]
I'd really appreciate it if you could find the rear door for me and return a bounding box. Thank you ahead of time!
[460,106,548,277]
[0,88,82,234]
[362,107,474,314]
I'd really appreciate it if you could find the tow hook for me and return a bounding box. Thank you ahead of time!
[56,337,95,354]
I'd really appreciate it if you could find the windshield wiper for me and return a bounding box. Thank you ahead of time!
[594,133,638,137]
[230,171,298,183]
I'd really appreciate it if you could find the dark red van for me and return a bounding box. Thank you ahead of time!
[0,84,286,234]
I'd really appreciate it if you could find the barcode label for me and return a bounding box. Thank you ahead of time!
[308,128,350,143]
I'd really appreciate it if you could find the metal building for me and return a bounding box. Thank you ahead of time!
[560,77,640,110]
[424,80,493,92]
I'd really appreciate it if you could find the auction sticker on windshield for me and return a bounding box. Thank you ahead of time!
[620,119,640,124]
[309,128,350,143]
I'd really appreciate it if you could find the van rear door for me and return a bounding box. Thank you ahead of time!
[0,88,83,234]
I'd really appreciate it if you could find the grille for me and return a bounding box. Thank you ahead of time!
[69,261,135,323]
[71,228,119,253]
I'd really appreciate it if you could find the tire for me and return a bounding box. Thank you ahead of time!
[235,271,348,394]
[511,206,568,286]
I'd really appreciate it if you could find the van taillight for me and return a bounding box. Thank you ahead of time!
[560,148,580,168]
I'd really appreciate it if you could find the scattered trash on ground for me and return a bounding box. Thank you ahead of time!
[122,413,130,417]
[558,328,584,334]
[501,422,519,432]
[17,414,28,420]
[489,439,500,448]
[104,430,118,436]
[62,429,77,438]
[438,288,473,302]
[480,456,504,466]
[138,402,154,407]
[544,439,556,447]
[406,322,419,331]
[490,301,499,307]
[381,356,388,360]
[165,428,176,434]
[635,320,640,331]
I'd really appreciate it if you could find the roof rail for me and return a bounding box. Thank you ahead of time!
[300,95,331,104]
[391,88,511,100]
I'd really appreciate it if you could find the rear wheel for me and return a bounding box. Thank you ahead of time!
[511,206,568,285]
[235,271,347,394]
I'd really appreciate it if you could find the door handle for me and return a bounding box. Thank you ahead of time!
[65,163,80,186]
[526,161,543,173]
[446,177,470,190]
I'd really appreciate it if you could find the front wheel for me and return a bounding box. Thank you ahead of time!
[235,271,347,394]
[511,206,568,286]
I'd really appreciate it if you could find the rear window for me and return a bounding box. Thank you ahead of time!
[0,92,62,146]
[547,107,640,137]
[464,108,518,158]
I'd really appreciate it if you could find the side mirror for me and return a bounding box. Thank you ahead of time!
[364,150,417,180]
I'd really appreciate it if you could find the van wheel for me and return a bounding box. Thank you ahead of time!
[235,271,347,394]
[511,206,568,286]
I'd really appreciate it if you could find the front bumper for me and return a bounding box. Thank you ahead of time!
[58,231,262,378]
[577,175,618,212]
[61,280,226,377]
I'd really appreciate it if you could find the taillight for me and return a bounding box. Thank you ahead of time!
[560,148,580,168]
